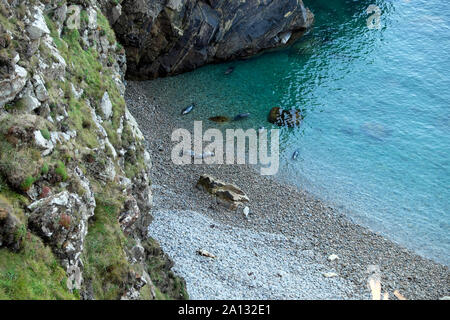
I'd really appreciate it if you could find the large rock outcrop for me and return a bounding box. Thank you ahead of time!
[114,0,314,79]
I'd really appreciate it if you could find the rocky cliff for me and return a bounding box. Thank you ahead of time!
[113,0,314,79]
[0,0,186,300]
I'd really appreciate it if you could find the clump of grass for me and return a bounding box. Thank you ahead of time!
[82,196,129,299]
[20,176,36,191]
[55,161,68,181]
[41,162,49,175]
[40,129,50,140]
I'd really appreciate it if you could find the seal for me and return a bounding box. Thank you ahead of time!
[233,113,250,121]
[224,66,235,75]
[292,150,299,160]
[181,104,195,115]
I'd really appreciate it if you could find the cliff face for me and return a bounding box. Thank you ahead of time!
[113,0,314,79]
[0,0,186,300]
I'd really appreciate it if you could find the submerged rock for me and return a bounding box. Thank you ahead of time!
[268,107,302,127]
[360,122,392,141]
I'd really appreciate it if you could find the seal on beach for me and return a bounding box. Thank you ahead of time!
[209,116,230,123]
[224,66,235,75]
[233,113,250,121]
[184,149,215,159]
[181,104,195,115]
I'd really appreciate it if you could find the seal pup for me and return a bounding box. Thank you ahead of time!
[233,113,250,121]
[224,66,235,75]
[181,104,195,115]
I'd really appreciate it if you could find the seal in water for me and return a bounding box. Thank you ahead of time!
[233,113,250,121]
[181,104,195,115]
[224,66,235,75]
[209,116,230,123]
[292,150,299,160]
[258,126,265,133]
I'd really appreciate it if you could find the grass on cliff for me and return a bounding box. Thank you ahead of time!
[0,193,76,300]
[45,12,125,150]
[0,234,76,300]
[82,194,129,300]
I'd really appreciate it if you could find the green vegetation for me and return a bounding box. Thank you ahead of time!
[40,128,51,140]
[20,176,36,191]
[143,238,189,300]
[55,160,68,181]
[45,12,125,151]
[82,195,129,300]
[0,233,77,300]
[41,162,49,175]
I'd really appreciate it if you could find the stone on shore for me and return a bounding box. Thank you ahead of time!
[196,174,249,210]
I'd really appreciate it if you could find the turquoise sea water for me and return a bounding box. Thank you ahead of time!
[144,0,450,265]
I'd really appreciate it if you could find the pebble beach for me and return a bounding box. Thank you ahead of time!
[125,81,449,300]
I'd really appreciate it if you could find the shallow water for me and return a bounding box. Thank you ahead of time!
[142,0,450,265]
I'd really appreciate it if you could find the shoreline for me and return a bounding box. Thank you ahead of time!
[125,81,449,299]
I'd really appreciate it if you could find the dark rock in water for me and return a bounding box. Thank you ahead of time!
[233,113,250,121]
[224,67,235,75]
[340,127,355,136]
[115,0,314,79]
[181,104,195,115]
[268,107,302,127]
[209,116,230,123]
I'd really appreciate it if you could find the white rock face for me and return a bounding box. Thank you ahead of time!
[27,7,50,40]
[21,94,41,112]
[125,107,144,141]
[33,74,49,101]
[34,130,54,156]
[40,35,67,81]
[70,83,83,99]
[110,4,122,24]
[0,65,28,107]
[87,7,98,30]
[100,91,113,119]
